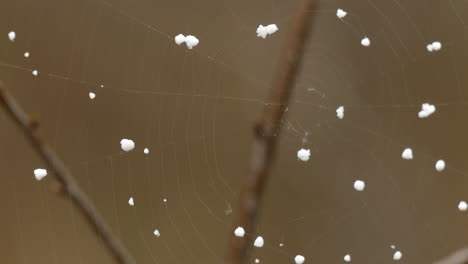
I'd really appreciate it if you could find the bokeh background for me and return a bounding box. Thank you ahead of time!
[1,0,468,263]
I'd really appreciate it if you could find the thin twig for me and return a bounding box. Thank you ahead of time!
[434,248,468,264]
[0,81,135,264]
[225,1,316,264]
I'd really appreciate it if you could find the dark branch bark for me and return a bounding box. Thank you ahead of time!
[0,81,135,264]
[435,248,468,264]
[225,1,317,264]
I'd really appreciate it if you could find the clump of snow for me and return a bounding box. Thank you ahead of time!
[32,70,38,76]
[336,106,344,119]
[175,34,186,45]
[175,34,199,49]
[427,41,442,52]
[34,169,47,181]
[336,9,347,19]
[256,24,278,38]
[185,35,199,49]
[128,197,134,206]
[255,259,260,263]
[361,37,370,47]
[163,198,167,202]
[458,201,467,211]
[8,31,16,42]
[120,139,135,152]
[297,148,311,162]
[344,254,351,262]
[435,160,446,172]
[144,148,149,154]
[418,103,436,118]
[254,236,264,248]
[295,255,305,264]
[153,229,161,237]
[234,227,245,237]
[89,92,96,100]
[393,251,402,261]
[402,148,413,160]
[24,52,30,58]
[354,180,365,192]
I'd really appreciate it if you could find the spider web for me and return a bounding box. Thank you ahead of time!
[1,0,468,263]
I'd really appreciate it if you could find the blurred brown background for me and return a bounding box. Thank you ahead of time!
[1,0,468,263]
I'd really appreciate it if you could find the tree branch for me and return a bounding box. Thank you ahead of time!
[434,248,468,264]
[0,81,135,264]
[225,1,317,263]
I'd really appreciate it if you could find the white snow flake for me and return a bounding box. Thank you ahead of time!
[253,236,264,248]
[128,197,134,206]
[344,254,351,262]
[393,251,402,261]
[361,37,370,47]
[336,9,347,19]
[8,31,16,42]
[418,103,436,118]
[435,160,446,172]
[34,169,47,181]
[234,227,245,237]
[458,201,467,211]
[432,41,442,51]
[336,106,344,119]
[295,255,305,264]
[120,139,135,152]
[297,148,311,162]
[175,34,186,45]
[153,229,161,237]
[354,180,365,192]
[185,35,199,49]
[402,148,413,160]
[256,25,268,38]
[266,24,278,35]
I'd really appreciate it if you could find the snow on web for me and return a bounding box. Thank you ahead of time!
[2,0,468,264]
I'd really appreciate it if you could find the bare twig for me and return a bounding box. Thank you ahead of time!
[225,1,316,264]
[434,248,468,264]
[0,81,135,264]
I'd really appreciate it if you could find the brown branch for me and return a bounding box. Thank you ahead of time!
[0,81,135,264]
[225,1,317,264]
[434,248,468,264]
